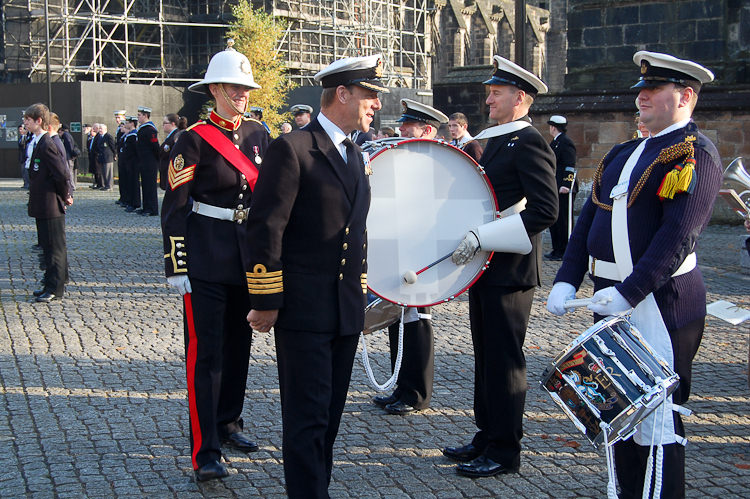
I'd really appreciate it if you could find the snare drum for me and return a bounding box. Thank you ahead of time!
[540,316,679,448]
[364,138,498,307]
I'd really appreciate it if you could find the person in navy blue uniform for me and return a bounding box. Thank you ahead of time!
[289,103,313,129]
[160,43,269,483]
[547,52,721,498]
[245,54,387,498]
[119,117,141,212]
[545,115,577,260]
[443,55,558,478]
[113,110,127,204]
[136,106,160,215]
[24,103,73,303]
[371,98,448,417]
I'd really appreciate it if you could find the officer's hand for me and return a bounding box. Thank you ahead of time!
[167,275,192,295]
[559,186,570,194]
[451,231,480,265]
[247,309,278,333]
[587,286,632,316]
[546,282,576,316]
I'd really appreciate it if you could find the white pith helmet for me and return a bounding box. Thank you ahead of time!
[188,39,261,93]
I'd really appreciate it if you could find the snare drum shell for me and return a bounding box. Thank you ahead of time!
[540,316,679,448]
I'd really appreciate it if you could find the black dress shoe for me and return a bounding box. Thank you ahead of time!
[221,432,259,453]
[32,289,46,297]
[195,460,229,482]
[443,443,483,462]
[372,392,398,408]
[35,292,61,303]
[456,455,519,478]
[384,400,419,415]
[125,206,136,212]
[135,208,145,214]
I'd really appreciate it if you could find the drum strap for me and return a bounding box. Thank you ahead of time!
[473,120,531,140]
[499,198,526,218]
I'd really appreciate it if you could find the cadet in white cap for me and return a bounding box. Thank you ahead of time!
[245,53,387,498]
[548,51,721,498]
[545,114,578,260]
[290,103,313,128]
[135,105,160,215]
[370,97,447,417]
[444,54,558,478]
[161,40,269,482]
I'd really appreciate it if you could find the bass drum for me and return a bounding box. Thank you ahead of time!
[363,138,498,307]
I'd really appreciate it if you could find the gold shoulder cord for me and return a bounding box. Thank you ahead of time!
[591,140,694,212]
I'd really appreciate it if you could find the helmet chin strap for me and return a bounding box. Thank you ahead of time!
[219,83,247,118]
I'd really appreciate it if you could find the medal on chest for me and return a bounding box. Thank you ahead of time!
[253,145,262,165]
[362,151,372,175]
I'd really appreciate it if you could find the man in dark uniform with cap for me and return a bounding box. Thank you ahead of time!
[444,55,558,477]
[545,115,577,260]
[248,106,270,134]
[160,42,269,482]
[245,53,387,498]
[136,106,160,216]
[119,117,140,212]
[289,103,313,129]
[547,51,721,499]
[371,98,448,416]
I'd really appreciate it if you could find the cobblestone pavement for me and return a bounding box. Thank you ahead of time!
[0,178,748,498]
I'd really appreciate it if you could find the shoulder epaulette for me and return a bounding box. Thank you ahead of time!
[186,120,206,132]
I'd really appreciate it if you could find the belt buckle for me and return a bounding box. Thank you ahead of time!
[233,208,247,223]
[610,181,629,200]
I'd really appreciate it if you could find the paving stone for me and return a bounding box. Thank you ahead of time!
[0,179,748,497]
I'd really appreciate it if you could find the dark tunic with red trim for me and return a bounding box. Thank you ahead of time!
[160,111,269,285]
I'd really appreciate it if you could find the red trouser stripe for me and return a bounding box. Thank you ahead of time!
[184,293,202,470]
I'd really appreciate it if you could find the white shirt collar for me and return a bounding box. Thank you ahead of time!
[455,133,473,147]
[552,130,561,140]
[652,118,691,138]
[317,111,348,160]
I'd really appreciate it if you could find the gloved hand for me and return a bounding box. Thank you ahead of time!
[546,282,577,316]
[167,275,192,296]
[587,286,632,316]
[451,231,480,265]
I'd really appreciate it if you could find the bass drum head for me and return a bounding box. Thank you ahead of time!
[365,139,497,306]
[363,296,402,334]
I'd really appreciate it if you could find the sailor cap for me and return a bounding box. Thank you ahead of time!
[137,106,152,114]
[113,110,127,117]
[397,99,449,126]
[289,104,313,115]
[314,54,390,93]
[631,51,714,91]
[547,115,567,126]
[483,55,548,96]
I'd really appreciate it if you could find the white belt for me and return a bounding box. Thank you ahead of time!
[588,252,696,281]
[192,201,249,224]
[499,198,526,218]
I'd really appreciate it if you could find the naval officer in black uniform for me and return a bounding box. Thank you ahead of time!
[136,106,160,216]
[548,51,721,499]
[545,115,578,260]
[245,54,388,498]
[160,42,269,482]
[372,98,448,416]
[444,55,558,477]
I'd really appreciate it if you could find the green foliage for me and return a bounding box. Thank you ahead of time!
[228,0,296,137]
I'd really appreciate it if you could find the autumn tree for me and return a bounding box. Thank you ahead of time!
[227,1,295,136]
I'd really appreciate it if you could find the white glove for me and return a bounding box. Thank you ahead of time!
[167,275,192,296]
[546,282,577,316]
[451,231,480,265]
[587,286,632,316]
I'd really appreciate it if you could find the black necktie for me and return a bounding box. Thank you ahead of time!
[343,138,359,171]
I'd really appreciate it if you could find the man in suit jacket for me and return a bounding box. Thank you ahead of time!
[96,124,116,191]
[547,51,721,499]
[443,55,558,477]
[545,115,578,260]
[87,124,102,188]
[59,124,80,191]
[448,112,483,163]
[24,103,73,303]
[246,54,387,498]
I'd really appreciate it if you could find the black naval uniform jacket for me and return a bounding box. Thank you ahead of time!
[161,113,269,285]
[245,118,370,335]
[550,132,577,192]
[478,119,558,286]
[136,122,160,166]
[28,133,71,219]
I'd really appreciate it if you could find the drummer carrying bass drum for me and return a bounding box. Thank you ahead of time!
[546,51,721,498]
[371,98,449,416]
